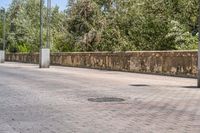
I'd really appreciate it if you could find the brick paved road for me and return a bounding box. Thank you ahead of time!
[0,62,200,133]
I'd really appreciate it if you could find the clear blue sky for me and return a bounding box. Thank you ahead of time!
[0,0,67,11]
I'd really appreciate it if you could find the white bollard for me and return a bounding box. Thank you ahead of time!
[0,50,5,63]
[39,48,50,68]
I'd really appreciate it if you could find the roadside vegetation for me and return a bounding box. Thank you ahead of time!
[0,0,198,52]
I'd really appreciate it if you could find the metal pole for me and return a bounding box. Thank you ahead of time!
[39,0,50,68]
[198,0,200,87]
[46,0,51,48]
[40,0,43,49]
[3,8,6,51]
[0,8,5,63]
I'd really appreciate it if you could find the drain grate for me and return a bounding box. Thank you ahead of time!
[88,97,125,103]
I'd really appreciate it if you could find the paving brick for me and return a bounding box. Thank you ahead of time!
[0,62,199,133]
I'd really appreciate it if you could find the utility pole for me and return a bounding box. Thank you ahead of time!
[0,8,6,63]
[46,0,51,48]
[39,0,50,68]
[40,0,43,50]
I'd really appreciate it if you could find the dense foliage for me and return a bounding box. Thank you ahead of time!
[0,0,199,52]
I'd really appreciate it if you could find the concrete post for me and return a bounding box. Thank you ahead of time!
[39,48,50,68]
[198,38,200,87]
[198,49,200,87]
[198,0,200,87]
[0,50,5,63]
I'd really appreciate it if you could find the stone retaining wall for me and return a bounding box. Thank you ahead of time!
[6,51,198,78]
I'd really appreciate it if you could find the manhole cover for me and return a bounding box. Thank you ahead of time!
[130,84,149,87]
[88,97,125,103]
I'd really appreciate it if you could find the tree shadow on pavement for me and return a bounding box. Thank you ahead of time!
[129,84,200,90]
[182,86,199,89]
[129,84,150,87]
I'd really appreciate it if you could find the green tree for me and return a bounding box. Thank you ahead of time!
[66,0,104,51]
[3,0,199,52]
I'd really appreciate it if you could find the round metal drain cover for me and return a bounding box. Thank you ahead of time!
[88,97,125,103]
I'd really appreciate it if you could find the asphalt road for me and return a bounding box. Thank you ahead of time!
[0,62,200,133]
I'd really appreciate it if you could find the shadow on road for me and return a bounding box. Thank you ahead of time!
[129,84,200,90]
[182,86,199,89]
